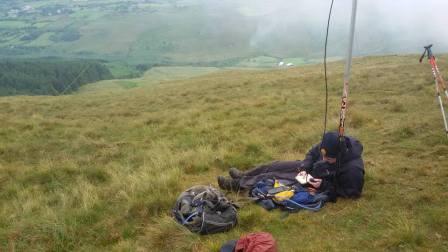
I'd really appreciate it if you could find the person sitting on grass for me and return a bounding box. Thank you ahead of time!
[217,131,365,201]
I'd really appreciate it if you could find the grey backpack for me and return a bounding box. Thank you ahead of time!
[172,185,238,235]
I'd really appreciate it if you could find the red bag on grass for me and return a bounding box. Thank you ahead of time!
[220,232,277,252]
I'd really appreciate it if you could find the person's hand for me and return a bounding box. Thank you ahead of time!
[295,171,308,184]
[308,178,322,189]
[307,187,317,195]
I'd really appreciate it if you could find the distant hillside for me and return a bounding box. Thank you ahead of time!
[0,0,447,65]
[0,59,112,96]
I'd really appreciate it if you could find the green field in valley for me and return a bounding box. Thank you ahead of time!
[79,66,223,93]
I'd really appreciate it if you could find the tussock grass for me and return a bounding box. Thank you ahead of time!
[1,55,448,251]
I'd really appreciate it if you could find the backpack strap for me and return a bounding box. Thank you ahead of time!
[182,211,200,225]
[283,199,323,212]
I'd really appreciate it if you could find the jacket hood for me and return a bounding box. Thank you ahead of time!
[341,136,363,163]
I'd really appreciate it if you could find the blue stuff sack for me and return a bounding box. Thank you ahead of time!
[250,179,328,212]
[282,190,327,212]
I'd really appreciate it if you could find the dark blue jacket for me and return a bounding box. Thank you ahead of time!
[302,136,364,200]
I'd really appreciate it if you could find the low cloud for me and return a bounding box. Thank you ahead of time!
[201,0,448,58]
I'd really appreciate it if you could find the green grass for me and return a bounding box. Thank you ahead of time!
[26,32,54,47]
[141,66,221,82]
[236,56,280,68]
[0,55,448,251]
[0,20,29,29]
[104,62,142,79]
[79,66,223,93]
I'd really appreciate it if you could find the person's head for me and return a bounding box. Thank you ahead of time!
[321,149,337,164]
[320,131,343,164]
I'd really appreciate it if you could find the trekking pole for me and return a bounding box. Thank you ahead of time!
[420,45,448,100]
[420,44,448,137]
[337,0,357,140]
[433,60,448,101]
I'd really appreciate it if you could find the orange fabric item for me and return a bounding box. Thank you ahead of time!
[235,232,277,252]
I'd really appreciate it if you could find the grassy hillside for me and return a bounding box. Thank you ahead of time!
[0,55,448,251]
